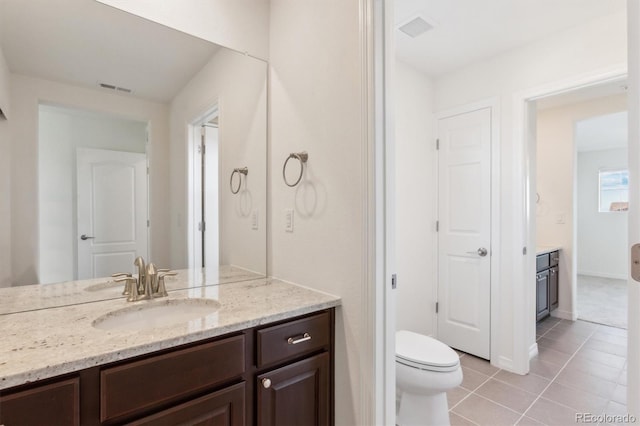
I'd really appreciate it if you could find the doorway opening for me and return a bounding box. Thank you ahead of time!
[187,105,219,271]
[533,81,629,330]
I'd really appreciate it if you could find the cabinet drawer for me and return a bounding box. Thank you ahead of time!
[257,312,330,368]
[128,382,245,426]
[536,253,549,272]
[0,377,80,426]
[101,335,245,423]
[550,251,559,267]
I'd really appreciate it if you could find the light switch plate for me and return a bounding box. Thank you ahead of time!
[285,209,294,232]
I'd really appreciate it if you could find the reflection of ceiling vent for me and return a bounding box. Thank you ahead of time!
[98,82,133,94]
[398,16,434,38]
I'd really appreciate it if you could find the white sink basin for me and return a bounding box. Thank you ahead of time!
[92,299,220,331]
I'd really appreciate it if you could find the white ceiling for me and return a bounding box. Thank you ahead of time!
[0,0,220,103]
[576,111,627,153]
[395,0,627,76]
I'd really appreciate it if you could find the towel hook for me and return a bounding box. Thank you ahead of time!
[283,152,308,187]
[230,167,248,194]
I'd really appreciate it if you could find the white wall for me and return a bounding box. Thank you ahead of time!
[394,60,436,336]
[269,0,367,423]
[38,106,147,284]
[433,10,626,369]
[9,74,170,286]
[95,0,270,60]
[536,94,627,317]
[0,45,11,287]
[577,148,628,279]
[169,48,267,274]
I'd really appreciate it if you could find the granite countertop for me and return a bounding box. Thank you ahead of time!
[536,246,561,256]
[0,277,341,390]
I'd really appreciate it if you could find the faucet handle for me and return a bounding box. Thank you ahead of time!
[114,276,138,299]
[111,272,131,279]
[155,271,176,298]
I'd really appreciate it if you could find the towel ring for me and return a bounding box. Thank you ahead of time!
[283,152,308,187]
[230,167,248,194]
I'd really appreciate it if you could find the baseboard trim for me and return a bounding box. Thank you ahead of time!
[529,343,539,360]
[578,271,627,280]
[493,355,515,372]
[551,309,575,321]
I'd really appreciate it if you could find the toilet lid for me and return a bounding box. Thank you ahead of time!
[396,330,459,370]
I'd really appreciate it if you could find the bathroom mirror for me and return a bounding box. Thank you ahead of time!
[0,0,267,313]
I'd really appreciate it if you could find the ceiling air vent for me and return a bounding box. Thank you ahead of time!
[98,82,133,94]
[398,16,433,38]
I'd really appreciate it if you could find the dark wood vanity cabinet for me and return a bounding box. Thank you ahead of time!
[0,309,334,426]
[536,251,559,322]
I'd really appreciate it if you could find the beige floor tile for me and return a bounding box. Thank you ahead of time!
[537,336,583,355]
[459,354,499,376]
[611,384,627,405]
[493,370,550,395]
[553,320,598,335]
[525,397,580,426]
[449,412,478,426]
[591,331,627,347]
[603,400,628,416]
[575,347,626,369]
[541,382,607,414]
[535,346,573,366]
[542,328,589,345]
[516,416,546,425]
[475,379,538,413]
[563,357,622,382]
[597,325,627,338]
[583,339,627,357]
[555,368,617,399]
[452,394,521,426]
[447,386,471,409]
[460,367,490,392]
[528,358,563,380]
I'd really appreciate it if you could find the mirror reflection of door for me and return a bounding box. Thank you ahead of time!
[76,148,148,280]
[189,108,219,271]
[38,104,148,284]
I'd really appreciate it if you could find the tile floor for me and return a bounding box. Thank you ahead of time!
[446,317,628,426]
[577,275,627,329]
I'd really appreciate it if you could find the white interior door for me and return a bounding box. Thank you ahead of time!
[77,148,148,279]
[437,107,492,359]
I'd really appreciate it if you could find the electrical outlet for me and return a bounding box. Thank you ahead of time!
[252,210,259,230]
[285,209,294,232]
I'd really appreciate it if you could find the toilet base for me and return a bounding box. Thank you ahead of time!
[397,391,450,426]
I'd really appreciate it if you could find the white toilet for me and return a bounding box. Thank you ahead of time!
[396,330,463,426]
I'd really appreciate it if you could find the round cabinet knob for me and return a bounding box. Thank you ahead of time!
[262,378,272,389]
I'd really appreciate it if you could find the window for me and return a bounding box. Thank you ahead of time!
[599,169,629,212]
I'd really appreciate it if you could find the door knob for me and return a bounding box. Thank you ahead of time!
[80,234,95,240]
[477,247,488,257]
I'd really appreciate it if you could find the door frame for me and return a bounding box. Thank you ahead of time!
[512,65,627,374]
[434,97,501,364]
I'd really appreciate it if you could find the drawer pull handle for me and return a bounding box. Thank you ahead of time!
[287,332,311,345]
[262,378,272,389]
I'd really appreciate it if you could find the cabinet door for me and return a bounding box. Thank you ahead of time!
[536,270,550,321]
[257,352,330,426]
[0,377,80,426]
[128,382,245,426]
[549,266,559,311]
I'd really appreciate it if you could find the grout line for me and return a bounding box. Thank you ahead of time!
[514,322,599,425]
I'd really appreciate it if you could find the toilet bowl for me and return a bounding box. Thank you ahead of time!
[396,330,463,426]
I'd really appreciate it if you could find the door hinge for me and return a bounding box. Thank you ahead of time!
[198,222,206,232]
[391,274,397,289]
[436,139,440,150]
[436,221,439,232]
[146,166,150,175]
[435,302,439,313]
[147,220,150,227]
[523,247,527,255]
